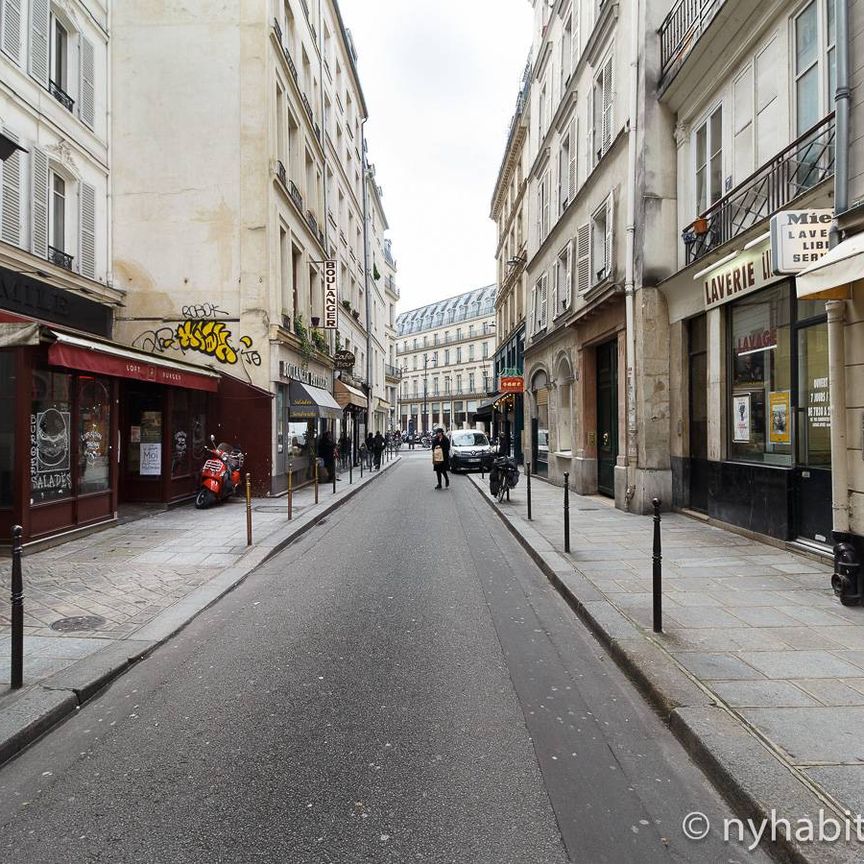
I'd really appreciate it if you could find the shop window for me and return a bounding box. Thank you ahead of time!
[31,370,73,503]
[694,105,722,215]
[728,283,792,465]
[0,352,14,507]
[171,391,206,479]
[77,376,111,494]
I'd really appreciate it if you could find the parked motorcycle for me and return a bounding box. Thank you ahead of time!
[195,435,244,509]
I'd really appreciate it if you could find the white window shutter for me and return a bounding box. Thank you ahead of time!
[586,85,594,170]
[540,274,548,328]
[1,127,21,245]
[572,9,579,70]
[28,0,48,86]
[530,284,538,333]
[576,223,590,293]
[30,147,48,258]
[79,36,95,128]
[568,117,577,199]
[79,181,96,278]
[565,241,573,309]
[605,193,614,277]
[602,56,614,153]
[1,0,21,64]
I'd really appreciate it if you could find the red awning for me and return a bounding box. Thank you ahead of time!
[47,333,219,392]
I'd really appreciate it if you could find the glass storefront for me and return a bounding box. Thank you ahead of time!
[31,370,74,504]
[77,376,112,494]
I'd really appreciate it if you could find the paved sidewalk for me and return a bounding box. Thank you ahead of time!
[468,471,864,864]
[0,455,400,762]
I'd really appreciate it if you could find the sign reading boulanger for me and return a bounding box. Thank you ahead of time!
[323,260,338,329]
[770,209,833,273]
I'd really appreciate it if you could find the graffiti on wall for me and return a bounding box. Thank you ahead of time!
[132,304,261,367]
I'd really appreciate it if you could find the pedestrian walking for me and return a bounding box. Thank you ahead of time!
[431,428,450,490]
[373,431,385,470]
[339,433,351,470]
[319,429,338,483]
[365,433,374,469]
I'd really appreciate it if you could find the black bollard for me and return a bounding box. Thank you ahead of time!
[10,525,23,689]
[333,461,337,495]
[652,498,662,633]
[360,453,363,478]
[526,464,532,520]
[563,472,570,553]
[349,456,353,485]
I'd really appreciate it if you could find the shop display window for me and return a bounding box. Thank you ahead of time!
[171,391,207,478]
[728,284,792,465]
[31,371,74,503]
[0,352,14,507]
[78,377,112,495]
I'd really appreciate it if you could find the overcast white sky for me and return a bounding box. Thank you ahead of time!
[337,0,534,313]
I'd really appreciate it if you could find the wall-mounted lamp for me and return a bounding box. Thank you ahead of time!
[506,254,527,267]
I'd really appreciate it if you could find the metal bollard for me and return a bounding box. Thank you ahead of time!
[526,464,532,521]
[314,457,319,504]
[10,525,23,690]
[360,453,364,478]
[332,458,337,495]
[563,472,570,553]
[349,455,353,485]
[287,464,293,520]
[245,474,252,546]
[652,498,663,633]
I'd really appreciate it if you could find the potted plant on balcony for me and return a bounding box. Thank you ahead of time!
[692,216,710,235]
[341,299,352,312]
[351,309,360,321]
[311,316,320,327]
[294,314,314,365]
[311,328,328,355]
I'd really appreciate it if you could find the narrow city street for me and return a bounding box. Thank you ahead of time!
[0,455,770,864]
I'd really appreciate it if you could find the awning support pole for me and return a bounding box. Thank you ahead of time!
[827,299,849,533]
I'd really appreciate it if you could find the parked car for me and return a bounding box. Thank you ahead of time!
[447,430,495,473]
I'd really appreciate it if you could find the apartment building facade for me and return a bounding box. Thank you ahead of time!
[518,0,676,510]
[111,0,395,496]
[396,286,497,435]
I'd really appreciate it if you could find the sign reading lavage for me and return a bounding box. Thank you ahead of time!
[770,209,833,273]
[701,243,781,310]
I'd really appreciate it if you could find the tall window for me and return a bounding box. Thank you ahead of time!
[468,344,475,361]
[468,373,475,393]
[695,106,723,215]
[52,19,68,92]
[50,173,66,252]
[554,243,571,314]
[794,0,836,136]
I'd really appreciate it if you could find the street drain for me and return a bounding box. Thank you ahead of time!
[50,615,106,632]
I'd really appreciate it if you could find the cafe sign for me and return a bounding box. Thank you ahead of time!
[500,376,524,393]
[770,209,833,273]
[333,350,355,371]
[699,241,782,311]
[323,260,338,329]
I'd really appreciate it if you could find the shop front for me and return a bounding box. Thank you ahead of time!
[665,238,832,546]
[284,379,342,488]
[335,376,368,464]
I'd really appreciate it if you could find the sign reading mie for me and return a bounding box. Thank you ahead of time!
[770,209,833,273]
[323,260,338,329]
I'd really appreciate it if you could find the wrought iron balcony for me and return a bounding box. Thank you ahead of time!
[288,179,303,211]
[385,364,402,381]
[301,93,314,125]
[48,245,73,270]
[273,17,282,43]
[660,0,725,84]
[49,80,74,112]
[275,160,287,186]
[306,210,319,236]
[683,113,835,266]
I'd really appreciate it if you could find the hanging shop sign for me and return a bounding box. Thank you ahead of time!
[700,242,781,311]
[323,260,338,329]
[770,210,833,273]
[278,360,329,390]
[333,350,356,371]
[500,375,525,393]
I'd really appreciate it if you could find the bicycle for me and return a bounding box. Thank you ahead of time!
[490,456,519,503]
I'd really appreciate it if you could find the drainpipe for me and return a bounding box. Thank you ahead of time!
[830,0,850,247]
[361,119,373,432]
[623,0,640,508]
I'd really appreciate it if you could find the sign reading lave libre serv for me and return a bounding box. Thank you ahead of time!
[770,209,833,273]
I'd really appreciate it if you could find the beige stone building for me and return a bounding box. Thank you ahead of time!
[396,286,497,435]
[110,0,396,494]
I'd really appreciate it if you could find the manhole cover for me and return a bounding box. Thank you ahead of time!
[50,615,106,632]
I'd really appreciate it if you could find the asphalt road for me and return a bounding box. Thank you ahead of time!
[0,452,771,863]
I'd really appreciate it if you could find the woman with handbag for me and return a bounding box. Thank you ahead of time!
[431,428,450,490]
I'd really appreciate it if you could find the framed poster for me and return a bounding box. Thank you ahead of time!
[139,442,162,476]
[733,394,751,442]
[769,391,791,444]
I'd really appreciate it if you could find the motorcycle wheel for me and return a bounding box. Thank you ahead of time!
[195,488,215,509]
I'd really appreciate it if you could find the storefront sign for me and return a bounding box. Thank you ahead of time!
[770,210,833,273]
[323,260,338,329]
[278,360,329,390]
[333,350,356,371]
[500,376,524,393]
[769,391,791,444]
[808,376,830,429]
[139,442,162,475]
[733,394,751,442]
[700,244,780,310]
[736,328,777,356]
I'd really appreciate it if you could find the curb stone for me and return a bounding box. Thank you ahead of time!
[0,456,401,767]
[467,471,851,864]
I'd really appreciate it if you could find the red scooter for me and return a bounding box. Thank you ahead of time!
[195,435,244,509]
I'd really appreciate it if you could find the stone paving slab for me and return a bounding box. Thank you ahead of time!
[467,471,864,864]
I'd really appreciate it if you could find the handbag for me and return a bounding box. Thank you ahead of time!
[432,445,444,464]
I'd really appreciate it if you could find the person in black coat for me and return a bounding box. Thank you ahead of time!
[431,428,450,489]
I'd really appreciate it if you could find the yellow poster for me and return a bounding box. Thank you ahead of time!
[769,391,791,444]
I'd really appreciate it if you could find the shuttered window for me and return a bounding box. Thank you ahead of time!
[29,0,49,86]
[0,127,21,246]
[30,147,49,258]
[590,193,614,285]
[79,181,96,278]
[79,35,95,128]
[591,53,614,165]
[575,223,590,293]
[1,0,21,64]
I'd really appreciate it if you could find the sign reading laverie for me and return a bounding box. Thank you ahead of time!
[323,260,338,329]
[770,209,833,273]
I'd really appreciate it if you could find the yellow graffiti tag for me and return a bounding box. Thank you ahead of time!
[175,320,238,364]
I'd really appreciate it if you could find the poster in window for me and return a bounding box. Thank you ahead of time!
[139,442,162,476]
[733,394,751,442]
[768,391,791,444]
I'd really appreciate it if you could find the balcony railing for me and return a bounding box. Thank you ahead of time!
[49,80,74,112]
[275,160,287,186]
[288,180,303,212]
[301,93,314,125]
[384,364,402,380]
[683,112,835,266]
[306,210,319,237]
[660,0,724,83]
[48,245,73,270]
